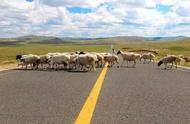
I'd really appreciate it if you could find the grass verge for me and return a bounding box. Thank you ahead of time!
[0,41,190,68]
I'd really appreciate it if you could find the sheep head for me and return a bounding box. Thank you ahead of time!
[79,51,86,55]
[117,50,122,54]
[157,60,163,66]
[16,55,22,60]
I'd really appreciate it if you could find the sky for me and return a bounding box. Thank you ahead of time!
[0,0,190,38]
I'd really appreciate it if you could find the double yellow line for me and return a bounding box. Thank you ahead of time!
[75,63,108,124]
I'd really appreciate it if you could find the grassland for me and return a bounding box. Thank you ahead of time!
[0,40,190,67]
[0,44,110,65]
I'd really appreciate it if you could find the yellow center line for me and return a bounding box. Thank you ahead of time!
[74,63,109,124]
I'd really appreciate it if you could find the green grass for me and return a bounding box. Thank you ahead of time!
[117,41,190,67]
[0,41,190,67]
[0,44,110,64]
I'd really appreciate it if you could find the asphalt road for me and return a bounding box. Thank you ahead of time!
[92,63,190,124]
[0,63,190,124]
[0,69,101,124]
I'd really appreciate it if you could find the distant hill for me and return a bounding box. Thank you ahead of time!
[0,35,70,45]
[0,35,189,45]
[147,36,188,42]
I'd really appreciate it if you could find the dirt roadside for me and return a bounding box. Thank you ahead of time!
[0,63,18,71]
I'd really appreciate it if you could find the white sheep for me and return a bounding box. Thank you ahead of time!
[100,52,112,56]
[117,50,137,68]
[103,54,119,67]
[183,57,190,63]
[48,54,70,70]
[74,54,97,71]
[67,54,79,69]
[140,53,155,63]
[166,55,182,65]
[90,52,104,67]
[178,55,184,59]
[38,55,51,69]
[134,53,141,62]
[158,55,182,69]
[16,54,40,69]
[47,52,61,57]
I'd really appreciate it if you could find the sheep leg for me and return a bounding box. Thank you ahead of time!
[53,63,56,70]
[36,64,38,70]
[143,59,146,64]
[32,63,35,70]
[41,64,44,70]
[133,60,136,68]
[69,63,73,69]
[77,64,81,71]
[164,63,167,69]
[152,59,155,63]
[69,63,72,69]
[110,61,113,67]
[89,64,93,71]
[100,60,103,67]
[170,63,173,69]
[90,65,94,71]
[109,62,111,67]
[25,64,27,69]
[98,61,101,68]
[116,60,119,68]
[88,65,91,71]
[148,59,151,63]
[83,65,87,71]
[92,62,96,71]
[73,63,77,70]
[51,63,54,70]
[34,63,38,70]
[81,65,84,71]
[64,62,68,69]
[95,61,99,68]
[53,64,57,70]
[120,61,124,67]
[99,61,101,67]
[110,62,113,67]
[85,65,89,71]
[96,61,98,68]
[54,64,57,70]
[17,63,20,67]
[107,62,110,67]
[66,62,69,69]
[33,63,36,70]
[75,63,79,70]
[22,64,24,68]
[175,62,178,68]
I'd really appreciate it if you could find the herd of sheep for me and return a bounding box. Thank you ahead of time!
[16,50,190,71]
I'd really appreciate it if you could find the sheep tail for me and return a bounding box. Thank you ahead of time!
[157,60,163,66]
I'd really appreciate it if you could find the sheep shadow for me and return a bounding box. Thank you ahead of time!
[13,68,70,72]
[119,66,136,68]
[13,68,52,72]
[14,68,92,73]
[13,68,34,71]
[66,70,89,73]
[155,67,174,71]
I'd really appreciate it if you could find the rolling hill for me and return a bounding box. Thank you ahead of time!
[0,35,189,45]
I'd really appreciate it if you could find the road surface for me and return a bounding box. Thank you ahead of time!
[0,63,190,124]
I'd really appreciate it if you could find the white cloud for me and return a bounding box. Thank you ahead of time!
[0,0,190,38]
[156,0,177,6]
[171,0,190,17]
[0,0,34,10]
[41,0,106,8]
